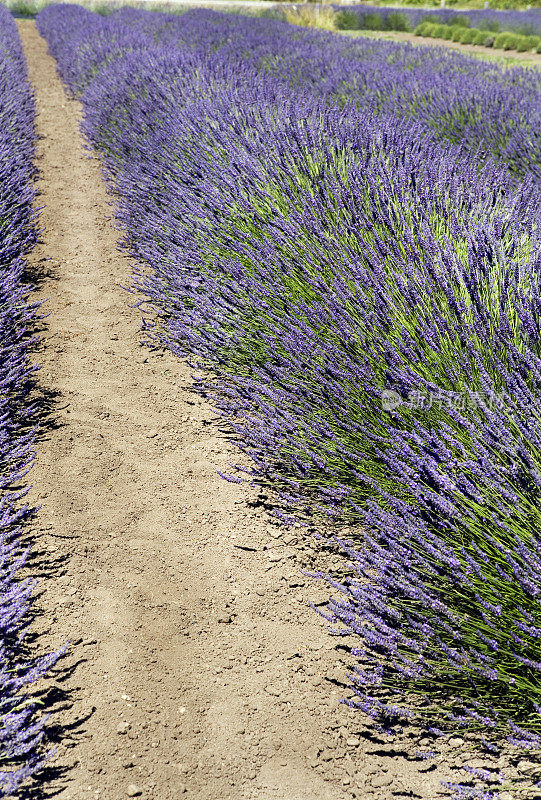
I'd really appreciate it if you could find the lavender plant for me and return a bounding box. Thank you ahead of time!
[39,5,541,181]
[0,7,59,795]
[37,5,541,796]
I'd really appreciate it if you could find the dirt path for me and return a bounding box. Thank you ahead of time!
[17,19,452,800]
[344,28,541,64]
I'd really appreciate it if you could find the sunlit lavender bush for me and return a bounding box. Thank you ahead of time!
[37,5,541,181]
[37,4,541,796]
[0,7,59,796]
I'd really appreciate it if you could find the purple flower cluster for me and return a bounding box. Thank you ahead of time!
[0,8,59,796]
[37,6,540,180]
[339,5,541,35]
[37,4,541,796]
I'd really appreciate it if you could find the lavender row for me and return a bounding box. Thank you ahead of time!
[338,5,541,35]
[37,5,541,796]
[38,5,540,182]
[0,8,58,797]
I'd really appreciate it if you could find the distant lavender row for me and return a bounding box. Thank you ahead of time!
[0,8,58,797]
[37,5,541,797]
[38,5,540,181]
[339,5,541,34]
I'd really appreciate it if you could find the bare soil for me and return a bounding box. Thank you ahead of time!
[18,19,454,800]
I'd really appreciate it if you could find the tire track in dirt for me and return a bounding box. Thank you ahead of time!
[18,19,450,800]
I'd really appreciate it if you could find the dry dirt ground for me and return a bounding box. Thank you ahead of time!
[17,18,456,800]
[348,29,541,65]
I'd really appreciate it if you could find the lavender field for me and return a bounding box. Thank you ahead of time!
[3,3,541,798]
[0,6,59,795]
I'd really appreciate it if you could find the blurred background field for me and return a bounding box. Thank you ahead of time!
[2,0,540,18]
[4,0,539,61]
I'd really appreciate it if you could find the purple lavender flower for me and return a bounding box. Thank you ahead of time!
[0,8,61,795]
[36,5,541,798]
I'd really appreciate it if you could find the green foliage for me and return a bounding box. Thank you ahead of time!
[512,22,539,35]
[478,18,501,32]
[451,24,466,40]
[523,34,541,49]
[418,23,540,52]
[459,27,478,42]
[472,29,490,44]
[504,33,521,49]
[4,0,123,13]
[423,23,439,37]
[254,7,286,21]
[358,11,384,30]
[384,11,409,31]
[494,31,520,49]
[406,0,538,6]
[414,21,428,35]
[335,9,362,30]
[7,0,36,15]
[283,6,337,31]
[447,13,471,27]
[336,9,409,32]
[89,1,117,15]
[432,23,450,37]
[418,14,437,25]
[4,0,47,15]
[488,0,540,6]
